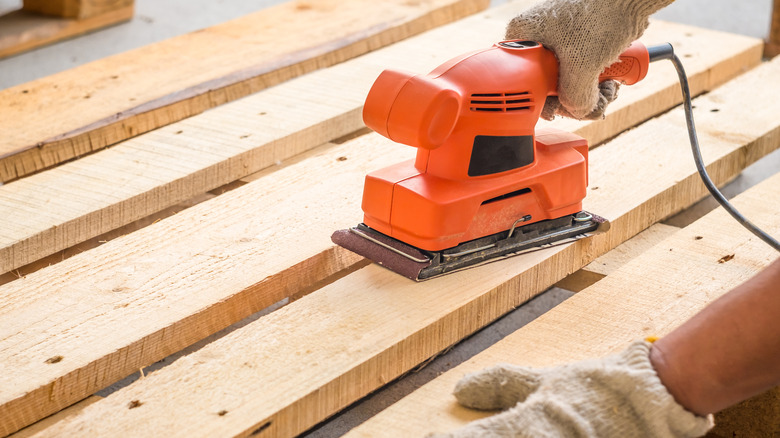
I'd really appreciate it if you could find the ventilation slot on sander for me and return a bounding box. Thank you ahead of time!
[470,91,533,112]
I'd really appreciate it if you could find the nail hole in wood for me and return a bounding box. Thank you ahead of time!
[718,254,735,264]
[45,355,63,364]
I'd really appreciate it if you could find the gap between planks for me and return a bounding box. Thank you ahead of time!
[15,55,780,438]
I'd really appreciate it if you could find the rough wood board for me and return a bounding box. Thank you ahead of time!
[767,0,780,57]
[556,223,679,292]
[0,15,763,276]
[348,171,780,437]
[22,0,132,19]
[8,396,101,438]
[0,0,488,182]
[0,4,133,59]
[25,56,780,438]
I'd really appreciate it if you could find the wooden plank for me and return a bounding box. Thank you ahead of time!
[8,396,102,438]
[0,4,133,59]
[556,223,679,292]
[0,15,763,276]
[347,171,780,437]
[22,0,132,19]
[0,0,488,182]
[768,0,780,57]
[0,187,221,287]
[23,55,780,438]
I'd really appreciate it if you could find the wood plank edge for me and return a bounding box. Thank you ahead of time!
[7,396,102,438]
[766,0,780,57]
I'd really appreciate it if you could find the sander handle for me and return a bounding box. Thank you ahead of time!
[598,41,650,85]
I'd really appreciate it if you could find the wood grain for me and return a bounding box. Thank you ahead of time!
[21,55,780,438]
[556,223,679,291]
[0,0,488,182]
[348,171,780,437]
[0,15,763,277]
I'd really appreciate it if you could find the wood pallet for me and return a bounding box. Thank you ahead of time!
[1,0,777,436]
[0,0,134,60]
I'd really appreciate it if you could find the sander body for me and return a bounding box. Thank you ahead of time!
[332,40,651,280]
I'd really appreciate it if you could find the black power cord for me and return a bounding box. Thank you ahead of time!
[647,43,780,252]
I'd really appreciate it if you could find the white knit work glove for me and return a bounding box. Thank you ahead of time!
[430,341,713,438]
[505,0,674,120]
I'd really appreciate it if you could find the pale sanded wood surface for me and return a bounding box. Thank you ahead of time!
[0,14,763,276]
[0,0,488,182]
[348,171,780,437]
[556,223,679,291]
[23,56,780,438]
[0,3,133,59]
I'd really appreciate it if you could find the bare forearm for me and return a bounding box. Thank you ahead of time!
[650,257,780,416]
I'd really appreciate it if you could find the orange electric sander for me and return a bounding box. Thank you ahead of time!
[331,40,652,281]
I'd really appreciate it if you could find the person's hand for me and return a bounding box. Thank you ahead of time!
[429,341,712,437]
[505,0,673,120]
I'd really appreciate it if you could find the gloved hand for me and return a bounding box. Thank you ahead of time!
[505,0,674,120]
[430,341,713,438]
